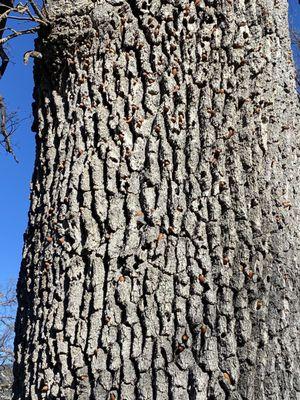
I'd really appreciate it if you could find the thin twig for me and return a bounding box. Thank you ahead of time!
[0,96,18,162]
[0,26,39,44]
[0,8,11,22]
[28,0,47,21]
[7,15,47,24]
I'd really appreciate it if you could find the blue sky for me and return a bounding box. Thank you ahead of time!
[0,2,300,288]
[0,30,36,287]
[290,0,300,67]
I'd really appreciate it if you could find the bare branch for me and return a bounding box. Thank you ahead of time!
[0,26,39,44]
[28,0,47,22]
[0,1,48,158]
[0,96,18,161]
[0,282,16,366]
[0,47,8,78]
[7,14,48,24]
[0,7,11,22]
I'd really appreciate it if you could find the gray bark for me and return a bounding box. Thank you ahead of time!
[0,365,13,400]
[13,0,300,399]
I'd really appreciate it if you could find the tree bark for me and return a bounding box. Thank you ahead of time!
[13,1,300,399]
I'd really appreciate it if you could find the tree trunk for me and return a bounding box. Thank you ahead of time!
[13,1,300,399]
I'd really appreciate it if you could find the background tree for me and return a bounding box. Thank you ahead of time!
[0,282,16,366]
[12,0,300,399]
[0,282,16,399]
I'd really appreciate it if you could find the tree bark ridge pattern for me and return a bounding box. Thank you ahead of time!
[14,0,300,399]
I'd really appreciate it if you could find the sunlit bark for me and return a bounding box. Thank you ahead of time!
[14,1,300,399]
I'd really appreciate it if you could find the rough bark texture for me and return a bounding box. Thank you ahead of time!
[0,365,13,400]
[14,0,300,399]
